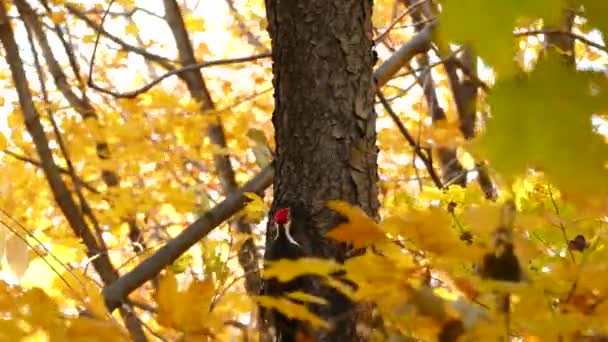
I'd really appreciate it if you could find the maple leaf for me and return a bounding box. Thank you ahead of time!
[262,258,342,282]
[325,200,387,248]
[255,296,330,329]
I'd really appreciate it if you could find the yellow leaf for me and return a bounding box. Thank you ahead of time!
[286,291,328,305]
[462,204,502,238]
[418,187,444,202]
[83,34,96,43]
[457,148,476,170]
[179,279,217,333]
[84,286,109,320]
[239,192,267,223]
[0,133,8,151]
[156,272,219,333]
[407,286,448,321]
[0,96,5,106]
[326,200,386,248]
[0,225,6,260]
[125,22,138,36]
[385,209,484,261]
[431,120,465,148]
[256,296,329,329]
[50,12,66,24]
[5,234,30,281]
[67,317,129,341]
[185,15,205,32]
[156,271,179,328]
[263,258,342,282]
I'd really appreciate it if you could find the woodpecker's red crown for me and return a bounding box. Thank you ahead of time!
[274,208,290,224]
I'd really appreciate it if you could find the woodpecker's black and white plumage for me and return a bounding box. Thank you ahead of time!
[265,207,303,262]
[263,207,305,342]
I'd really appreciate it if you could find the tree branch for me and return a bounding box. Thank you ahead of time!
[20,0,148,262]
[88,52,271,98]
[65,3,176,70]
[0,6,147,341]
[3,149,99,193]
[103,164,274,312]
[162,0,263,295]
[224,0,268,51]
[515,28,607,53]
[373,23,434,86]
[375,90,443,189]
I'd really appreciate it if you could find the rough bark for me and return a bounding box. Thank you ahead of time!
[101,26,432,313]
[264,0,378,340]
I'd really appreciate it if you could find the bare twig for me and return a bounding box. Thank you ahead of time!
[224,0,268,51]
[88,53,270,98]
[376,90,443,189]
[3,150,99,193]
[515,28,607,53]
[66,3,175,70]
[374,0,429,44]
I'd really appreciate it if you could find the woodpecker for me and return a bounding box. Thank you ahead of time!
[263,207,305,342]
[265,207,303,262]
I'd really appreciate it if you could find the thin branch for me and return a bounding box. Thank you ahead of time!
[373,23,435,86]
[77,6,165,20]
[24,14,108,250]
[375,90,443,189]
[38,0,87,96]
[65,3,175,70]
[3,150,99,193]
[515,28,607,53]
[224,0,268,51]
[22,0,148,259]
[374,0,429,44]
[162,0,262,296]
[548,186,576,263]
[88,53,271,98]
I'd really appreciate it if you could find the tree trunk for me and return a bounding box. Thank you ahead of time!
[263,0,378,340]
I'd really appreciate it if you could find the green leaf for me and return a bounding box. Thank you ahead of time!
[471,58,608,205]
[439,0,560,76]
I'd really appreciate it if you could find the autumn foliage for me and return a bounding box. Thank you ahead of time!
[0,0,606,341]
